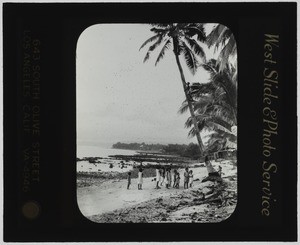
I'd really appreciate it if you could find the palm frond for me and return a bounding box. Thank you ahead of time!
[192,98,213,113]
[221,29,233,45]
[178,101,189,114]
[187,123,206,138]
[212,71,237,109]
[209,122,232,134]
[143,35,164,63]
[185,112,233,131]
[208,129,237,145]
[217,35,237,71]
[190,82,216,95]
[211,108,235,126]
[185,115,209,129]
[155,39,171,66]
[149,23,173,28]
[150,27,169,34]
[206,24,228,48]
[192,93,214,102]
[185,37,206,62]
[183,24,206,42]
[139,34,160,51]
[188,127,197,138]
[181,42,198,75]
[200,59,218,76]
[184,116,194,128]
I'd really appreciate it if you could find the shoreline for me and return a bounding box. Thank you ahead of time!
[87,175,237,223]
[77,157,237,222]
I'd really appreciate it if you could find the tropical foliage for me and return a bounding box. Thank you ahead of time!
[206,24,237,71]
[178,24,237,154]
[163,143,201,159]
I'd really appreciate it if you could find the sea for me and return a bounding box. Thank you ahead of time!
[77,145,137,158]
[77,145,137,173]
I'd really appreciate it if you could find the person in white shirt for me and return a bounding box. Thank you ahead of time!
[155,166,161,189]
[184,167,189,189]
[137,168,143,190]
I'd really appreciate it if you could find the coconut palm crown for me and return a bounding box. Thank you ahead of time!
[140,23,206,74]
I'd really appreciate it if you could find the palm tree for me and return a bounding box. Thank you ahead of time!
[140,23,207,154]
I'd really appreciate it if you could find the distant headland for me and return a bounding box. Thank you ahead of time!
[112,142,201,159]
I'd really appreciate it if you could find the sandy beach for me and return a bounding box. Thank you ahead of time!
[77,158,237,223]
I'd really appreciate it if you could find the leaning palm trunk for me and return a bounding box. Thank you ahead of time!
[173,40,205,154]
[140,23,207,158]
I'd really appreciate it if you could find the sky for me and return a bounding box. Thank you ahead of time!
[76,24,218,147]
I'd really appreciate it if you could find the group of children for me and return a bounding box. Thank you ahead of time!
[127,166,194,190]
[155,166,194,190]
[127,156,223,190]
[153,166,194,190]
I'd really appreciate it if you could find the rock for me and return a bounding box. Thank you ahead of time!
[161,217,167,221]
[168,205,176,211]
[202,175,223,183]
[156,198,163,203]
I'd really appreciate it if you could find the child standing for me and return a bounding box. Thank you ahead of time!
[218,165,222,177]
[160,167,166,186]
[127,172,131,189]
[137,168,143,190]
[155,166,161,189]
[166,168,171,189]
[173,169,177,188]
[169,168,172,188]
[189,170,194,188]
[184,167,189,189]
[175,171,180,188]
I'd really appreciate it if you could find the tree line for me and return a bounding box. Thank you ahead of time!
[112,142,201,159]
[112,142,165,152]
